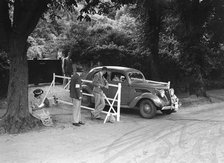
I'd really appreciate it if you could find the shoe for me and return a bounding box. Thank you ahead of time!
[79,121,85,125]
[96,117,102,120]
[72,123,80,126]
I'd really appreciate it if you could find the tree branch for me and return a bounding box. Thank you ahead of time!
[13,0,50,38]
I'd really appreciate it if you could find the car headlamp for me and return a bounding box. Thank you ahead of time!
[159,89,165,98]
[170,88,174,96]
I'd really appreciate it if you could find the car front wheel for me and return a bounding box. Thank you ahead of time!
[139,99,156,119]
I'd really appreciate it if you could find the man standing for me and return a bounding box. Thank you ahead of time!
[70,64,84,126]
[91,67,109,120]
[62,53,73,86]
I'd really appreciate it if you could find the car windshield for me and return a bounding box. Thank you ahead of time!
[128,71,145,81]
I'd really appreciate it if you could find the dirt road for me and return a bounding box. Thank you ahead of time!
[1,100,224,162]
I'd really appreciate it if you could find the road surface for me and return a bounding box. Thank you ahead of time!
[1,101,224,163]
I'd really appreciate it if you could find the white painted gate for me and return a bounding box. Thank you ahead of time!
[41,73,121,123]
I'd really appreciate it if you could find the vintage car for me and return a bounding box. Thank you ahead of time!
[82,66,180,119]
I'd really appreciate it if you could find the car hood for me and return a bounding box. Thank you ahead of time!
[131,80,169,90]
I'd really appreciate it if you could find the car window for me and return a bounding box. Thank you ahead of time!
[128,72,145,81]
[111,72,126,82]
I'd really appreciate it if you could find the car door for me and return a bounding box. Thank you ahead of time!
[108,71,131,106]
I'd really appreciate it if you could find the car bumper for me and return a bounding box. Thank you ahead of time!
[161,101,181,112]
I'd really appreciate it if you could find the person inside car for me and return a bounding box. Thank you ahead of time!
[112,75,120,82]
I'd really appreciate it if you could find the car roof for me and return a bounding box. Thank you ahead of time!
[90,66,141,73]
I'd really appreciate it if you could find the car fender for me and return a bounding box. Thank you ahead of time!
[129,92,162,108]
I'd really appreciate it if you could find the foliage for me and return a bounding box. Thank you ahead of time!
[206,0,224,49]
[28,0,224,93]
[52,12,137,66]
[174,0,224,95]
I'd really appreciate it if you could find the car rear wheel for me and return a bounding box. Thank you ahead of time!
[161,109,173,114]
[139,99,156,119]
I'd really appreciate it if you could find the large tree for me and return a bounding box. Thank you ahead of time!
[0,0,51,133]
[0,0,108,133]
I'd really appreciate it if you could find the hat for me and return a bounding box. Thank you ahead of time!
[33,89,44,97]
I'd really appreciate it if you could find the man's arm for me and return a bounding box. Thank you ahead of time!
[75,74,82,100]
[30,101,44,111]
[103,76,109,89]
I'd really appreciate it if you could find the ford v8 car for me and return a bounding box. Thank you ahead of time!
[82,66,180,119]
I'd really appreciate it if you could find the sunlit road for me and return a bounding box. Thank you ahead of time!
[99,102,224,163]
[87,102,224,163]
[1,102,224,163]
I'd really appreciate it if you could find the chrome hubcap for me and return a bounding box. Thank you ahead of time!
[144,104,151,113]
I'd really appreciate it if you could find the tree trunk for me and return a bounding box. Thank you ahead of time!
[0,0,49,134]
[189,70,208,97]
[0,37,41,134]
[149,54,160,80]
[150,27,161,81]
[144,0,162,81]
